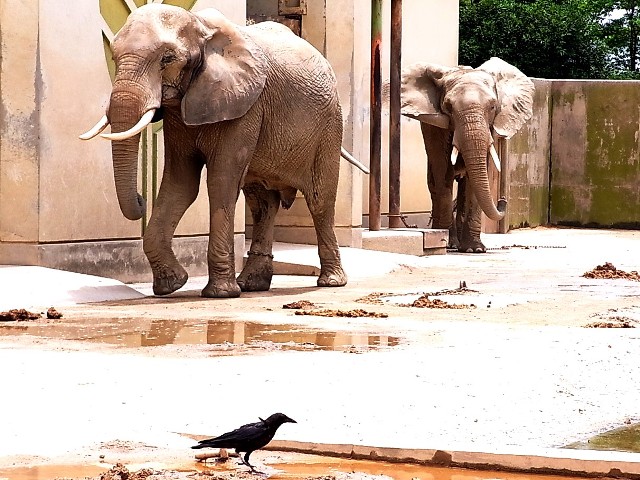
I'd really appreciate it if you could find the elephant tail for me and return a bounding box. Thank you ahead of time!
[341,147,370,174]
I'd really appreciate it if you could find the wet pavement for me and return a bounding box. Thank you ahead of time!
[1,227,640,478]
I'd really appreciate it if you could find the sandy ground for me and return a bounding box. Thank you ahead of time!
[1,227,640,477]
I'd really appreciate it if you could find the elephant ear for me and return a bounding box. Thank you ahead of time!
[182,9,268,126]
[478,57,534,138]
[401,63,460,129]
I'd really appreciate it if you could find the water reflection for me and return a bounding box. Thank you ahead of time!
[0,318,400,352]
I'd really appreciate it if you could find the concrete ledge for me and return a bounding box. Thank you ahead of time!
[266,440,640,478]
[361,228,448,256]
[0,234,246,283]
[362,229,424,256]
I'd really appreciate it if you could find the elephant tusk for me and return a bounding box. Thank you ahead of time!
[100,109,156,141]
[79,115,110,140]
[450,145,459,166]
[489,144,501,172]
[341,147,370,174]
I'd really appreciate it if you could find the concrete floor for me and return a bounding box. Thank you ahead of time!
[1,227,640,476]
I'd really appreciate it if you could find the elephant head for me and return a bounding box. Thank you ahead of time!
[80,5,267,220]
[401,57,534,221]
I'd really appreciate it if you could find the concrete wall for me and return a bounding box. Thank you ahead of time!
[504,79,552,230]
[0,0,246,281]
[504,78,640,231]
[549,80,640,228]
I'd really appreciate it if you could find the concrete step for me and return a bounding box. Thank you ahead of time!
[362,228,448,256]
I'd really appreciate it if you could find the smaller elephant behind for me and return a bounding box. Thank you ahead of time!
[401,57,534,252]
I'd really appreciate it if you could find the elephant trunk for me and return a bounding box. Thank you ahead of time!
[455,111,506,222]
[107,77,160,221]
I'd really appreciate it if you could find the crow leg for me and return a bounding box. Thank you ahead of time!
[241,451,262,474]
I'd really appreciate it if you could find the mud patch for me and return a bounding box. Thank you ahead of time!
[0,307,63,322]
[584,320,635,328]
[400,295,475,309]
[47,307,63,319]
[355,293,392,306]
[585,307,640,328]
[582,262,640,281]
[283,300,317,310]
[294,309,388,318]
[0,308,42,322]
[98,463,155,480]
[357,284,480,309]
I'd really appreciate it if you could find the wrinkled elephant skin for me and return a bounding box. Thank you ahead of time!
[81,5,348,297]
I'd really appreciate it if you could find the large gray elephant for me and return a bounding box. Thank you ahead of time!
[401,57,534,252]
[81,5,360,298]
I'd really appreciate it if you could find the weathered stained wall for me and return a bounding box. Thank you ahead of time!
[549,80,640,228]
[505,79,640,231]
[0,0,246,280]
[504,79,552,230]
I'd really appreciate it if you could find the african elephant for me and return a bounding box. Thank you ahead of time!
[401,57,534,252]
[81,5,362,298]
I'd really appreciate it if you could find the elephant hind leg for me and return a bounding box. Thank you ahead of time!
[237,183,280,292]
[308,203,347,287]
[305,149,347,288]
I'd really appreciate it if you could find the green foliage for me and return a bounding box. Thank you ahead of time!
[459,0,640,79]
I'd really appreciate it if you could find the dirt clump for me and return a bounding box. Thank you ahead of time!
[47,307,63,319]
[585,320,635,328]
[283,300,317,310]
[0,308,41,322]
[95,463,156,480]
[583,262,640,281]
[402,295,475,309]
[295,308,388,318]
[355,292,394,305]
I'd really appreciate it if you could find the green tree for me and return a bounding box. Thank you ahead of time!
[459,0,612,79]
[601,1,640,78]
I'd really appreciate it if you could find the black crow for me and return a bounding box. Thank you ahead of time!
[192,412,296,472]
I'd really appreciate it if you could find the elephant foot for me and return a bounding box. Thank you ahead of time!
[458,239,486,253]
[447,237,460,250]
[152,267,188,296]
[237,269,273,292]
[202,279,241,298]
[237,253,274,292]
[317,266,347,287]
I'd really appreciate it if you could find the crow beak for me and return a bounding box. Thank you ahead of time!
[287,417,297,423]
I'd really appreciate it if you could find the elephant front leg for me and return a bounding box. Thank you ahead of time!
[458,182,486,253]
[144,157,202,296]
[236,183,280,292]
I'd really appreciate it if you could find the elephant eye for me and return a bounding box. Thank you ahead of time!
[160,51,178,68]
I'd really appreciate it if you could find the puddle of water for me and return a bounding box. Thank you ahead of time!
[0,455,595,480]
[0,464,105,480]
[0,319,400,353]
[565,422,640,453]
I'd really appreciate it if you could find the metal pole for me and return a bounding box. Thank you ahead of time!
[369,0,382,231]
[388,0,402,228]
